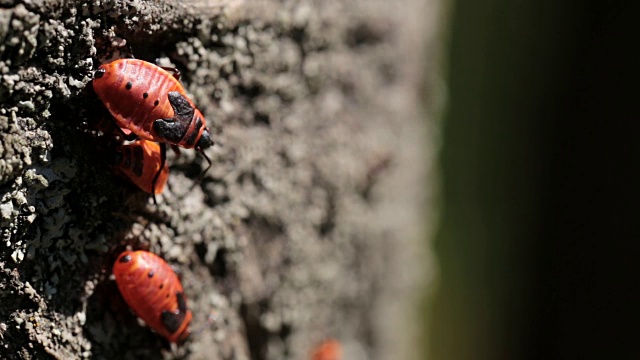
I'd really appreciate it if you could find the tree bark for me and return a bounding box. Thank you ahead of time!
[0,0,435,359]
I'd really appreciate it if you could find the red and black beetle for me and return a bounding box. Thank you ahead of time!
[92,59,213,150]
[93,59,213,197]
[113,139,170,195]
[113,250,192,343]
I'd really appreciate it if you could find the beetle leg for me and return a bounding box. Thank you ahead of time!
[171,144,182,159]
[151,143,167,204]
[153,92,194,143]
[109,117,138,141]
[160,66,181,81]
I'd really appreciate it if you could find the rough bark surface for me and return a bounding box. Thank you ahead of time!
[0,0,434,359]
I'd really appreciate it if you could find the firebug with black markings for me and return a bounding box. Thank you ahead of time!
[92,59,214,196]
[113,250,192,343]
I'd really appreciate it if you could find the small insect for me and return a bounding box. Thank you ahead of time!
[113,250,192,343]
[93,59,213,194]
[311,339,342,360]
[92,59,213,150]
[113,139,170,195]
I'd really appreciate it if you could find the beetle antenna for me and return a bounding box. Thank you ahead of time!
[196,148,212,183]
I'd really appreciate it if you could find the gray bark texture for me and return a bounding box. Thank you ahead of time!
[0,0,435,359]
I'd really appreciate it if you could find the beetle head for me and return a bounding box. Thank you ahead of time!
[196,128,213,150]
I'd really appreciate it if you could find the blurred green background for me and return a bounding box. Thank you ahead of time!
[427,0,640,359]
